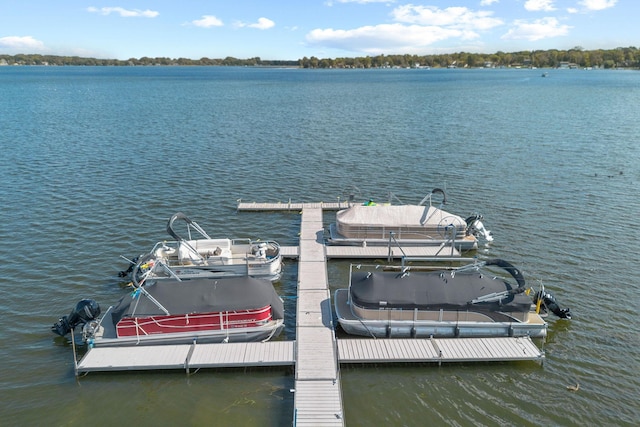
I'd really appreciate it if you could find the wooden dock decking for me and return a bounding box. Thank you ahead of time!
[237,200,350,211]
[338,337,543,364]
[76,341,296,373]
[293,206,344,426]
[72,201,545,427]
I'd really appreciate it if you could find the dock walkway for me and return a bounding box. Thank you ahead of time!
[293,206,344,425]
[73,201,545,427]
[237,200,349,211]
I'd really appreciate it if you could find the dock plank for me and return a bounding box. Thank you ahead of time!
[297,262,329,290]
[77,342,297,373]
[337,337,542,363]
[296,327,338,380]
[188,342,295,368]
[294,380,344,426]
[237,201,350,212]
[77,345,191,372]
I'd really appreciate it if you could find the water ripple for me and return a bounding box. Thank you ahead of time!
[2,67,640,425]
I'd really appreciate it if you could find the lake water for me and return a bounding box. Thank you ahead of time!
[1,66,639,426]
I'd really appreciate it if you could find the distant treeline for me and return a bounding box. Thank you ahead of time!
[2,46,639,69]
[300,46,639,69]
[0,55,298,67]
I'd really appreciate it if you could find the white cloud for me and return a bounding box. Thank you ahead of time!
[524,0,556,12]
[391,5,503,31]
[502,17,571,41]
[480,0,499,5]
[249,17,275,30]
[0,36,45,51]
[235,17,275,30]
[192,15,224,28]
[307,5,504,54]
[87,7,159,18]
[578,0,617,10]
[306,23,476,54]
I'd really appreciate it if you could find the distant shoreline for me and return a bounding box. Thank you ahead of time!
[2,46,639,69]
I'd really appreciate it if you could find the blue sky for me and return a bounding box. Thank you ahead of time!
[0,1,633,60]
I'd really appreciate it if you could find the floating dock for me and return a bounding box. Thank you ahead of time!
[76,341,296,373]
[74,201,544,427]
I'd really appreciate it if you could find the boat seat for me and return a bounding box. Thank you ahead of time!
[179,239,232,261]
[205,247,232,259]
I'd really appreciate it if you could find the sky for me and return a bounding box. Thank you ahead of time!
[0,1,634,60]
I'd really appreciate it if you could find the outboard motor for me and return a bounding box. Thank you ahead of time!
[465,214,494,242]
[534,291,571,319]
[118,256,139,277]
[52,299,101,336]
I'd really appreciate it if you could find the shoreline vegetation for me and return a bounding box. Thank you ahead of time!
[1,46,638,69]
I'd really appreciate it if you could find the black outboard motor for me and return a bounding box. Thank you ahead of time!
[118,256,139,277]
[534,291,571,319]
[52,299,101,336]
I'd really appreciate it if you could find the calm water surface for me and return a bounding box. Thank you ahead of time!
[1,66,639,426]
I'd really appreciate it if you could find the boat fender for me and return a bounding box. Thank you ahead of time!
[51,299,101,336]
[534,291,571,319]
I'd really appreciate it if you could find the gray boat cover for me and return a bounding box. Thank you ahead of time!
[111,277,284,326]
[349,268,531,313]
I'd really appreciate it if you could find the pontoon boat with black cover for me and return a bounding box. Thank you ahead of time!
[52,276,285,346]
[334,259,570,339]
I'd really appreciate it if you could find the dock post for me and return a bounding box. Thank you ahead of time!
[70,327,79,378]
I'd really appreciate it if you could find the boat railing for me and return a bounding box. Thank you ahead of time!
[389,224,460,266]
[433,224,459,257]
[178,240,205,263]
[156,238,281,262]
[470,290,512,304]
[167,212,212,241]
[132,254,182,287]
[131,286,170,315]
[418,188,446,209]
[385,229,462,265]
[145,239,205,264]
[351,262,479,274]
[385,191,406,206]
[387,232,408,261]
[153,259,183,280]
[185,219,211,241]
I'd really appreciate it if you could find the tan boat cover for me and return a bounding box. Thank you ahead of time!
[335,205,467,239]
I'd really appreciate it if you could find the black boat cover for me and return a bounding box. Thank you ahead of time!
[110,277,284,326]
[349,267,531,313]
